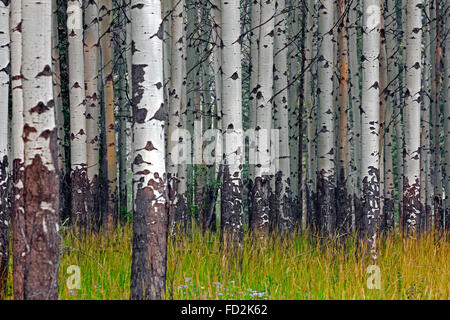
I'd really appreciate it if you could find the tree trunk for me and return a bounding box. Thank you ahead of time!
[305,0,316,230]
[403,0,422,237]
[85,0,101,228]
[0,0,9,299]
[100,0,117,233]
[248,0,260,228]
[130,0,168,300]
[251,0,274,236]
[274,0,294,233]
[383,0,397,233]
[431,0,443,230]
[168,0,186,233]
[288,1,300,227]
[443,6,450,231]
[220,0,244,247]
[349,0,362,232]
[67,0,88,229]
[361,0,381,261]
[316,0,335,234]
[22,0,60,299]
[11,0,25,300]
[337,0,350,233]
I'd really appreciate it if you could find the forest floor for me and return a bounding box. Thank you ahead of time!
[4,224,449,300]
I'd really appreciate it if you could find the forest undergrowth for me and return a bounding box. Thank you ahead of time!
[4,224,449,300]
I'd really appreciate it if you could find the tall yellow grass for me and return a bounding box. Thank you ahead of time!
[4,224,449,299]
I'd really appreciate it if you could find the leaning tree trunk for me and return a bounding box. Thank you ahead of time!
[274,0,294,233]
[130,0,168,300]
[10,0,25,300]
[251,0,275,236]
[361,0,381,262]
[316,0,335,234]
[67,0,88,228]
[220,0,244,247]
[85,0,100,228]
[403,0,422,237]
[0,0,9,299]
[22,0,60,299]
[100,0,117,233]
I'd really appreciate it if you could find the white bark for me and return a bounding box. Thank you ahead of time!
[68,0,88,224]
[361,0,381,259]
[403,0,422,236]
[316,0,335,232]
[85,0,100,198]
[22,0,59,299]
[274,0,293,231]
[220,0,244,239]
[130,0,168,300]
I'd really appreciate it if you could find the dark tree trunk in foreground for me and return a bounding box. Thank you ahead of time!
[22,0,60,299]
[130,0,169,300]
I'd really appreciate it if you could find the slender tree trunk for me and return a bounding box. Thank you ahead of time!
[431,0,443,230]
[67,0,88,228]
[337,0,350,233]
[248,0,260,227]
[168,0,186,233]
[274,0,294,233]
[100,0,117,233]
[288,1,300,227]
[349,0,361,232]
[85,0,101,228]
[443,5,450,231]
[11,0,25,300]
[220,0,244,247]
[52,0,65,181]
[361,0,381,261]
[383,0,397,233]
[0,0,9,299]
[305,0,316,230]
[316,0,335,234]
[421,0,432,231]
[130,0,168,300]
[403,0,422,237]
[22,0,60,299]
[251,0,274,236]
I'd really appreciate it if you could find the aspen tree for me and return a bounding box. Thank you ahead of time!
[220,0,244,245]
[68,0,88,227]
[130,0,168,300]
[403,0,422,236]
[11,0,25,299]
[361,0,381,259]
[0,0,9,298]
[85,0,101,226]
[316,0,335,233]
[22,0,60,299]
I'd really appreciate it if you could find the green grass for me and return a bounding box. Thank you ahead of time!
[5,224,449,300]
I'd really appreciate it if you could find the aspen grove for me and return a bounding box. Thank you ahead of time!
[0,0,448,300]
